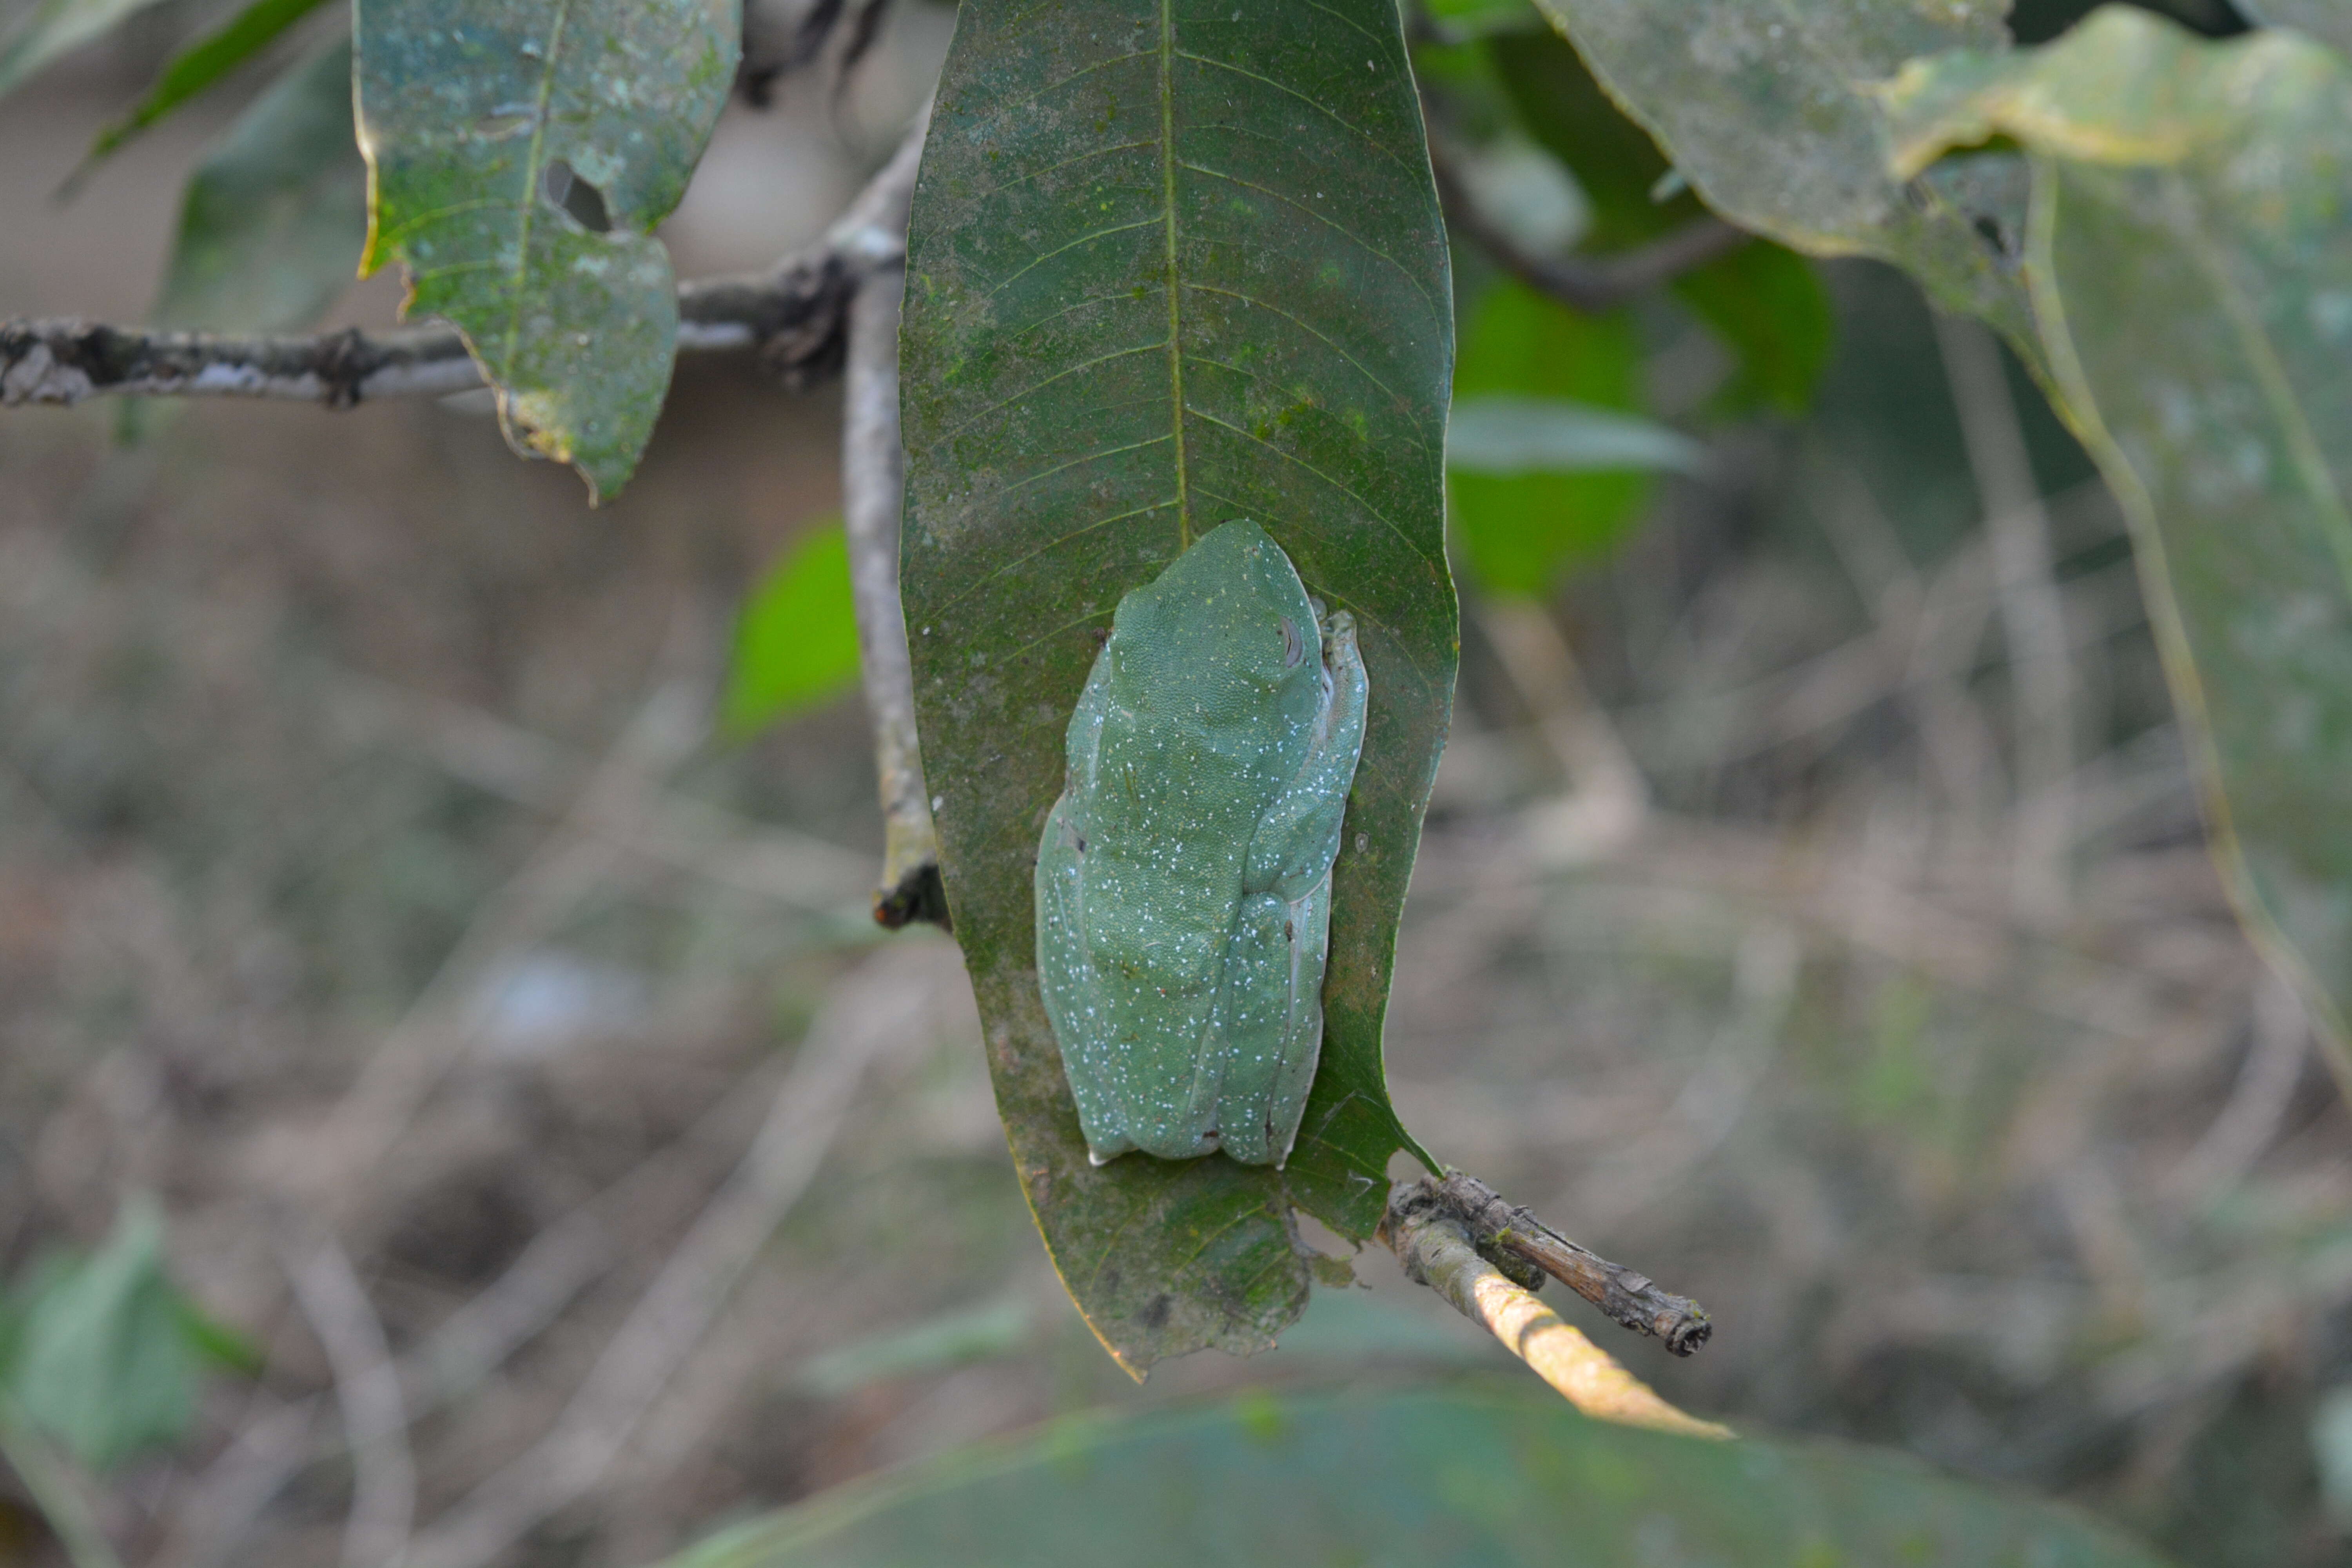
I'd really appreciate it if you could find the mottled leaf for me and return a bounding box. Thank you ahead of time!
[1487,31,1831,416]
[1526,0,2038,353]
[900,0,1455,1370]
[355,0,739,500]
[657,1388,2171,1568]
[5,1201,215,1471]
[722,521,861,737]
[1883,9,2352,1068]
[0,0,165,101]
[83,0,334,169]
[152,36,365,333]
[1449,280,1650,596]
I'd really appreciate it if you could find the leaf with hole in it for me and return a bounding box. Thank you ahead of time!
[1525,0,2036,355]
[0,0,168,102]
[655,1388,2170,1568]
[152,36,366,333]
[81,0,335,171]
[900,0,1455,1371]
[1449,281,1655,596]
[722,521,862,737]
[1883,10,2352,1078]
[4,1200,229,1472]
[354,0,739,501]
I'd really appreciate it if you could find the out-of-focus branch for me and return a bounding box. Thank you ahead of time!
[839,105,945,929]
[1382,1181,1730,1438]
[280,1232,415,1568]
[1428,143,1748,314]
[844,259,943,929]
[0,118,929,410]
[1933,312,2074,927]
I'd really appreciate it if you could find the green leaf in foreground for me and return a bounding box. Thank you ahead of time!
[152,37,365,333]
[4,1200,222,1471]
[1882,9,2352,1074]
[655,1388,2169,1568]
[82,0,335,171]
[1526,0,2037,354]
[722,521,861,737]
[355,0,739,501]
[901,0,1455,1370]
[0,0,167,102]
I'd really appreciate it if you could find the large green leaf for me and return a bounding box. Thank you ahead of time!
[152,36,366,333]
[900,0,1455,1369]
[1526,0,2037,354]
[83,0,336,169]
[1882,9,2352,1069]
[354,0,739,501]
[0,0,167,102]
[657,1388,2170,1568]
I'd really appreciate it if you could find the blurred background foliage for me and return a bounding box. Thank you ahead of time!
[6,0,2352,1564]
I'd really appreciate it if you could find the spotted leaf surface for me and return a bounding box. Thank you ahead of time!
[355,0,738,500]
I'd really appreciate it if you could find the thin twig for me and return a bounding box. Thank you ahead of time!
[1382,1182,1729,1437]
[280,1233,415,1568]
[397,944,951,1568]
[1934,312,2074,926]
[1428,142,1748,314]
[1426,1173,1715,1356]
[843,257,944,929]
[0,117,929,410]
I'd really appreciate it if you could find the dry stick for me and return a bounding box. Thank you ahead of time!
[0,116,929,410]
[1427,143,1749,314]
[397,946,947,1568]
[843,256,943,929]
[1383,1181,1730,1439]
[1933,313,2075,927]
[280,1233,416,1568]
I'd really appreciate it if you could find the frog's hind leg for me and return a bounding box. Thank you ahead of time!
[1208,891,1311,1167]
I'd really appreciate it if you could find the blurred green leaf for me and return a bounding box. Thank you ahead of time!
[1524,0,2038,356]
[1488,30,1833,415]
[0,0,167,102]
[354,0,740,501]
[901,0,1455,1371]
[656,1388,2171,1568]
[1422,0,1544,41]
[1448,280,1650,596]
[1449,396,1704,477]
[6,1200,218,1471]
[798,1296,1035,1397]
[151,36,365,332]
[82,0,335,171]
[721,522,862,737]
[1882,8,2352,1074]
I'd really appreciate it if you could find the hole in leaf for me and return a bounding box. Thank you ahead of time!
[542,158,612,233]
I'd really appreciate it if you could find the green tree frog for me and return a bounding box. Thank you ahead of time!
[1034,519,1369,1168]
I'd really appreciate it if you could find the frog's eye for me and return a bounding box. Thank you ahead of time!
[1278,616,1305,669]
